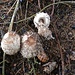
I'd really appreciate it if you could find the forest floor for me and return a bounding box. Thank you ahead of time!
[0,0,75,75]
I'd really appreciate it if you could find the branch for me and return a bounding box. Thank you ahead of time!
[8,0,19,32]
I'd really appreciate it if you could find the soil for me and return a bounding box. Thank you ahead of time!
[0,0,75,75]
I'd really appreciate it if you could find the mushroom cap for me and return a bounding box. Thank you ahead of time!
[1,31,20,55]
[21,31,44,58]
[33,12,50,29]
[21,31,39,58]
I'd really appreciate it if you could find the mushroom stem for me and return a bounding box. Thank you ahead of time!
[8,0,19,32]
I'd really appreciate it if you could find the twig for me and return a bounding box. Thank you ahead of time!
[2,52,5,75]
[0,1,74,25]
[38,0,41,10]
[29,62,36,75]
[8,0,19,32]
[40,1,71,12]
[0,1,9,4]
[28,1,40,10]
[0,60,8,64]
[6,0,17,16]
[19,3,23,18]
[57,37,64,75]
[53,19,65,75]
[32,62,36,75]
[16,1,72,23]
[25,0,28,19]
[34,57,39,64]
[15,68,21,75]
[23,60,25,75]
[50,0,55,16]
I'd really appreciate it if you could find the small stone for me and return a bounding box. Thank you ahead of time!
[43,62,56,74]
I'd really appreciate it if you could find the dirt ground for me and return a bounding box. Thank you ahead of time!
[0,0,75,75]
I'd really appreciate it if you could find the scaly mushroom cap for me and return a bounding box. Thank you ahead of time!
[1,31,20,55]
[33,12,50,28]
[21,31,39,58]
[21,31,49,61]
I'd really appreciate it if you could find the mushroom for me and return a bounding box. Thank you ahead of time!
[1,0,20,55]
[1,31,20,55]
[34,12,50,28]
[33,12,54,40]
[1,1,20,75]
[21,31,49,62]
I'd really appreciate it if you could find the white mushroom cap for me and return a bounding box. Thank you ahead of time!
[33,12,50,28]
[1,31,20,55]
[21,31,38,58]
